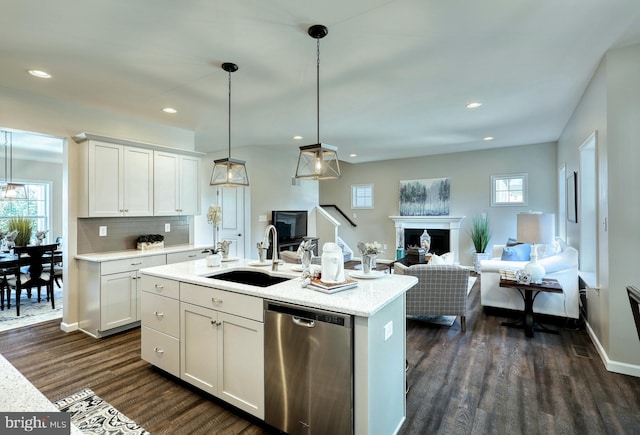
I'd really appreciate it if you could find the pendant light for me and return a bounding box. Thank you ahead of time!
[295,24,341,180]
[1,130,27,199]
[210,62,249,187]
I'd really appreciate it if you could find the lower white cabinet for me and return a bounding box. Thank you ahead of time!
[140,277,265,419]
[78,254,166,338]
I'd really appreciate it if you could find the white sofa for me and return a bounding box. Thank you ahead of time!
[480,243,579,319]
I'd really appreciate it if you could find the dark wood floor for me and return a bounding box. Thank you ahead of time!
[1,277,639,434]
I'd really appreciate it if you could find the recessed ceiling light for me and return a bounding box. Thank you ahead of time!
[349,153,357,157]
[293,135,303,140]
[483,136,494,141]
[466,102,482,109]
[162,107,177,114]
[27,69,51,79]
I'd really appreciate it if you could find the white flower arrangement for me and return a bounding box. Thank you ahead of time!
[358,241,383,256]
[207,205,222,228]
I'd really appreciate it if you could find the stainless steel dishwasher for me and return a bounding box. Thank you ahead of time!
[264,300,353,435]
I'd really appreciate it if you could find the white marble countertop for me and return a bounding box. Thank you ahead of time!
[0,354,81,433]
[140,259,418,317]
[75,244,210,262]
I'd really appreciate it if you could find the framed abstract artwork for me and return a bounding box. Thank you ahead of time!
[399,178,450,216]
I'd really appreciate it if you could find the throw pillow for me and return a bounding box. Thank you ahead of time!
[429,254,444,265]
[506,237,519,246]
[501,243,531,261]
[440,252,454,265]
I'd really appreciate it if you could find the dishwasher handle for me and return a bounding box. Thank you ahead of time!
[292,316,315,328]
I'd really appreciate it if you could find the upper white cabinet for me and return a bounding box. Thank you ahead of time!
[75,133,203,217]
[153,151,200,216]
[81,140,154,217]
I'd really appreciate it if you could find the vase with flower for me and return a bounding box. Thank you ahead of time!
[357,241,383,274]
[207,204,222,247]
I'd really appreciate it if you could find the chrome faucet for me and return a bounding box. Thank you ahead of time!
[263,224,282,271]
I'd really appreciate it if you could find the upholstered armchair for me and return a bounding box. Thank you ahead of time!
[394,263,470,331]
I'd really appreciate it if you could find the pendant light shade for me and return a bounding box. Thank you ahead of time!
[1,130,27,199]
[295,24,341,180]
[210,62,249,187]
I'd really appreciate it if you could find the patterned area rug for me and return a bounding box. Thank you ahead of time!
[408,276,477,327]
[0,285,63,332]
[55,388,149,435]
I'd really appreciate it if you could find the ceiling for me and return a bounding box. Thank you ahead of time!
[2,0,640,164]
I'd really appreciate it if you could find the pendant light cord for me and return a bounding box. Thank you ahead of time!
[228,69,232,159]
[316,37,320,144]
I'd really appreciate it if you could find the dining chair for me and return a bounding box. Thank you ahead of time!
[7,243,57,316]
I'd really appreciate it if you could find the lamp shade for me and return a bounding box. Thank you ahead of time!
[517,213,555,245]
[295,143,340,180]
[210,157,249,186]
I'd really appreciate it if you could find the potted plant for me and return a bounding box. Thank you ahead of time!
[136,234,165,250]
[8,216,35,247]
[468,213,491,273]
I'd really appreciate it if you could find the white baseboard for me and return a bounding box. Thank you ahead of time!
[60,322,78,333]
[585,321,640,378]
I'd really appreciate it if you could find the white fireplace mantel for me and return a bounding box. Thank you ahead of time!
[389,216,466,264]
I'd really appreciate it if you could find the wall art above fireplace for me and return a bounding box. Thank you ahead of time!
[399,178,450,216]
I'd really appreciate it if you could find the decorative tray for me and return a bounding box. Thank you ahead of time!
[308,278,358,294]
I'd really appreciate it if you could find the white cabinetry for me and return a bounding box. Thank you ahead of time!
[82,140,154,217]
[140,278,264,419]
[180,283,264,418]
[166,249,208,264]
[140,276,180,376]
[154,151,200,216]
[78,254,166,338]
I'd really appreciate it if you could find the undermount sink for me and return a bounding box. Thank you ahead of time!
[207,270,291,288]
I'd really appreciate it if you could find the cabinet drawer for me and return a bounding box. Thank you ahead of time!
[141,326,179,377]
[166,250,207,264]
[140,275,179,299]
[101,254,166,275]
[141,292,179,337]
[180,283,263,322]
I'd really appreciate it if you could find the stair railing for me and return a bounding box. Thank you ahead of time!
[320,204,357,227]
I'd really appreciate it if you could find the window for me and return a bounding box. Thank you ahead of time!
[352,184,373,209]
[0,182,51,243]
[491,174,528,206]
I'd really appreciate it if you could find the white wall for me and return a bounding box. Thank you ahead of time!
[558,42,640,374]
[319,142,557,266]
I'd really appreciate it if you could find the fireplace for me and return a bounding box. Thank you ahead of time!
[404,229,450,255]
[389,216,465,264]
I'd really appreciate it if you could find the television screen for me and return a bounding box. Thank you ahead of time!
[272,210,308,242]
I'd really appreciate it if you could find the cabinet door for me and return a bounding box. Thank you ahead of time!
[217,312,264,418]
[180,302,218,395]
[88,141,123,217]
[123,146,154,216]
[178,155,200,215]
[153,151,179,215]
[100,271,136,330]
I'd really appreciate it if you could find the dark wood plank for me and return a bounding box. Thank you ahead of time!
[1,275,640,434]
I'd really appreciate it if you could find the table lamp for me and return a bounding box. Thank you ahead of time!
[517,212,555,284]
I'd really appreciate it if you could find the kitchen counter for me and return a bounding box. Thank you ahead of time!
[140,258,417,317]
[75,244,210,262]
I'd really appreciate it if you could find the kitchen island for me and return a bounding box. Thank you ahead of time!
[139,258,417,435]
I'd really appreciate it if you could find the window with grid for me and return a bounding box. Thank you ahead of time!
[491,174,528,206]
[352,184,374,209]
[0,182,50,242]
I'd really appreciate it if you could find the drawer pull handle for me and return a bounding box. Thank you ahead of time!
[131,262,142,266]
[217,321,222,326]
[154,311,164,317]
[153,347,164,354]
[211,298,223,305]
[154,284,164,289]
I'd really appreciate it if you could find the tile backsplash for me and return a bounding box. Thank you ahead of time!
[77,216,189,254]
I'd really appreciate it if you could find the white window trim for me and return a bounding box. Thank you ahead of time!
[351,184,374,209]
[491,173,528,206]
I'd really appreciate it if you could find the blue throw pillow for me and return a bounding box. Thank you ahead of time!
[501,243,531,261]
